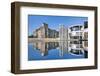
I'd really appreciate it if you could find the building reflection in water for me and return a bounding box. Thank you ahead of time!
[31,40,88,58]
[32,41,59,56]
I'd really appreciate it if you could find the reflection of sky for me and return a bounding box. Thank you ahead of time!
[28,15,88,36]
[28,43,84,61]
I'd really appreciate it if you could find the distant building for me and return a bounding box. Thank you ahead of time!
[33,23,59,38]
[83,21,88,49]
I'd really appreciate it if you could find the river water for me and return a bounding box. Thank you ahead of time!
[28,41,87,61]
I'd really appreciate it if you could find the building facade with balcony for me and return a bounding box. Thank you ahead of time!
[68,25,83,40]
[68,21,88,56]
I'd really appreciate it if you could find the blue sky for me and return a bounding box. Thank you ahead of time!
[28,15,88,36]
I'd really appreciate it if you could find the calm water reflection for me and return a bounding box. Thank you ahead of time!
[28,40,88,60]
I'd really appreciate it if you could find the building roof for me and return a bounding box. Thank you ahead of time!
[68,24,83,29]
